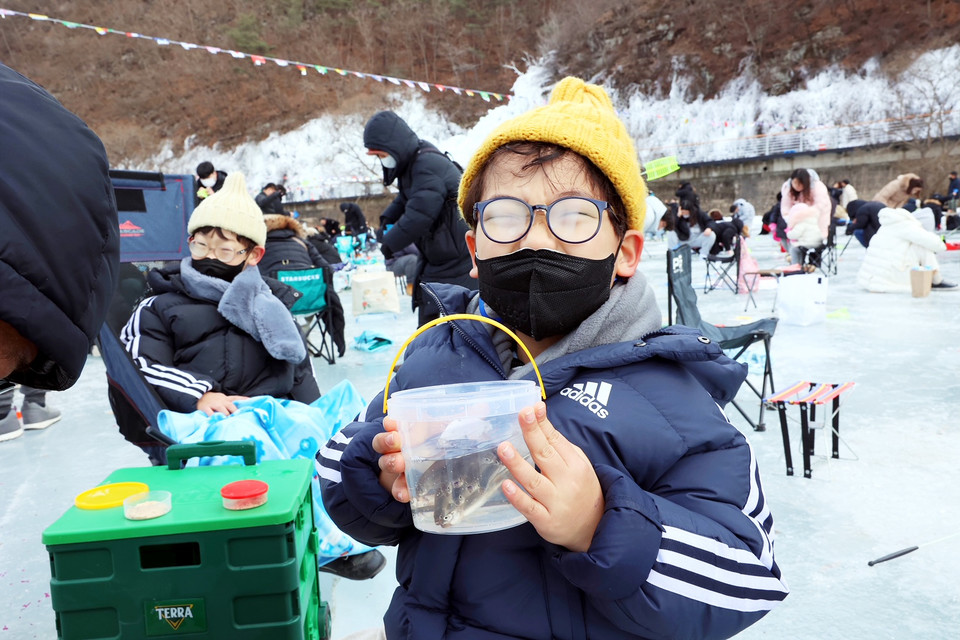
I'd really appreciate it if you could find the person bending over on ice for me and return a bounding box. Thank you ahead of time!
[319,77,787,639]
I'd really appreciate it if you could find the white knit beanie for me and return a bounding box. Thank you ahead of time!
[187,172,267,246]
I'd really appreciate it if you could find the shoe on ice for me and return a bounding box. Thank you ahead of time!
[21,400,62,430]
[932,280,958,290]
[0,410,24,442]
[318,549,387,580]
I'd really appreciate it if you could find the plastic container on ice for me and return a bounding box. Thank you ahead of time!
[388,380,540,534]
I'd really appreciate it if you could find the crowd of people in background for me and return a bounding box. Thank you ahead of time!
[643,166,960,293]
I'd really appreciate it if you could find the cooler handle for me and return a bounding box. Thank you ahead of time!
[166,441,258,470]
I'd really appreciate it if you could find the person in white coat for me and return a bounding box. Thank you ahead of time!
[857,207,957,292]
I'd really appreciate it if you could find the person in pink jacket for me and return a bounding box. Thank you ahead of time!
[780,168,831,265]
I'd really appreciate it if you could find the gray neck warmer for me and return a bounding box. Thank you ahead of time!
[467,272,663,379]
[179,258,306,363]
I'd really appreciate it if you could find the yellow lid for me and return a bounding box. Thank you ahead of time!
[75,482,150,510]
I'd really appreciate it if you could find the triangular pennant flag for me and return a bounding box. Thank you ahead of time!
[274,59,289,67]
[296,65,307,75]
[95,27,108,35]
[251,55,266,66]
[314,65,327,75]
[156,38,170,46]
[418,81,430,92]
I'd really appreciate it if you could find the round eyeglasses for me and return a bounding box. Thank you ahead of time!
[188,239,248,263]
[475,196,610,244]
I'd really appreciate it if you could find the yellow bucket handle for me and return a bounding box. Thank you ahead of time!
[382,313,546,414]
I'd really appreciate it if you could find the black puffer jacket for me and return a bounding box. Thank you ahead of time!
[260,215,347,356]
[363,111,475,304]
[260,215,329,274]
[0,64,119,390]
[123,262,319,413]
[339,202,369,235]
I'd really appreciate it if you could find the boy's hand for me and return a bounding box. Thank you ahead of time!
[373,416,409,502]
[197,391,247,416]
[498,402,603,553]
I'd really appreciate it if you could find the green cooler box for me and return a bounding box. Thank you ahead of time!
[42,442,331,640]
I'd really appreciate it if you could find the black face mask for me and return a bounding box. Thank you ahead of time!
[191,258,246,282]
[476,248,617,341]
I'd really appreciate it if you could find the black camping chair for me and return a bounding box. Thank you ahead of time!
[98,323,176,466]
[815,218,840,276]
[277,266,337,365]
[703,234,741,294]
[667,244,777,431]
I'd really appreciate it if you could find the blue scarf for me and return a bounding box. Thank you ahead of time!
[179,258,306,363]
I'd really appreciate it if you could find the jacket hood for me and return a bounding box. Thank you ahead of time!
[878,207,918,226]
[263,213,306,238]
[0,64,119,390]
[363,111,420,168]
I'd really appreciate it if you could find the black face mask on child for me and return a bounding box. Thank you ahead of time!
[475,248,618,341]
[191,258,246,282]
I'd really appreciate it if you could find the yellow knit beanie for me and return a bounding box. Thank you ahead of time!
[187,172,267,246]
[458,77,647,231]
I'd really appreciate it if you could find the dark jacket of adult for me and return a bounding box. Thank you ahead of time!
[194,170,228,207]
[320,283,787,640]
[363,111,475,309]
[712,218,744,254]
[307,233,344,265]
[675,182,700,207]
[123,261,319,413]
[0,64,119,390]
[260,215,346,356]
[847,200,884,247]
[339,202,369,235]
[674,204,716,242]
[255,189,285,215]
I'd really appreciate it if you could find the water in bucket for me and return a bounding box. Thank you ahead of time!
[388,380,540,534]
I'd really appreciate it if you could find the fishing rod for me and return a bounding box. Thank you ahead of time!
[868,530,960,566]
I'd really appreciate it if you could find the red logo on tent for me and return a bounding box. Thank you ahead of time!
[119,220,144,237]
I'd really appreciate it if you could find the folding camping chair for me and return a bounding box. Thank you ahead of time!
[667,244,777,431]
[812,218,840,276]
[98,323,177,466]
[703,234,742,294]
[277,266,337,365]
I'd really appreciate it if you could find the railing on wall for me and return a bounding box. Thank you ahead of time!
[635,110,960,165]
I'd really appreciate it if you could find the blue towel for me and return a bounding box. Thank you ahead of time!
[158,380,374,564]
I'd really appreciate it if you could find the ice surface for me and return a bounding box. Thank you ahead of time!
[3,236,959,638]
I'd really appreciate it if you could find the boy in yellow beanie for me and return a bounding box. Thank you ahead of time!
[321,77,786,638]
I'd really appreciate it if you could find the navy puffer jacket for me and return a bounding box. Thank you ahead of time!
[0,64,119,390]
[320,284,787,640]
[121,262,319,413]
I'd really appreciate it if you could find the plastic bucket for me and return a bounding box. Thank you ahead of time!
[388,380,540,534]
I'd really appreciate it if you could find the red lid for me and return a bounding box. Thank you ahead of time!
[220,480,269,500]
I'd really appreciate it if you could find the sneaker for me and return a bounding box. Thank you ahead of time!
[0,410,23,442]
[21,400,62,430]
[318,549,387,581]
[932,280,959,290]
